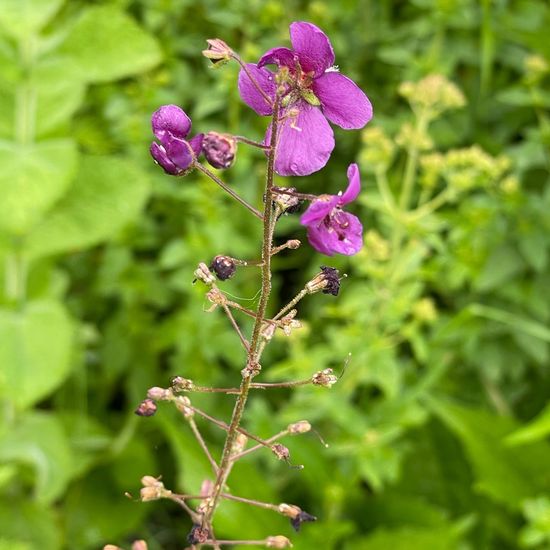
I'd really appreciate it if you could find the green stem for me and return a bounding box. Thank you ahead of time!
[201,95,281,528]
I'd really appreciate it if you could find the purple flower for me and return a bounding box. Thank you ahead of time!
[150,105,203,175]
[300,163,363,256]
[238,22,373,176]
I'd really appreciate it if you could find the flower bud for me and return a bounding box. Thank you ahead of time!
[288,420,311,435]
[266,535,293,548]
[194,262,216,285]
[278,503,317,532]
[312,368,338,388]
[131,541,148,550]
[278,310,302,336]
[175,396,194,419]
[232,432,248,454]
[202,38,233,67]
[103,546,122,550]
[305,266,341,296]
[271,443,290,461]
[274,187,301,214]
[171,376,195,392]
[209,255,236,281]
[147,386,172,401]
[203,132,237,169]
[140,476,170,501]
[135,399,157,417]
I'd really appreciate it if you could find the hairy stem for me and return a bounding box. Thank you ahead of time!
[202,95,281,528]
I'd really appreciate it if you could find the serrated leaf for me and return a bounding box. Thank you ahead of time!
[0,139,78,234]
[0,411,74,503]
[0,300,73,409]
[57,6,162,83]
[0,0,64,40]
[26,155,150,259]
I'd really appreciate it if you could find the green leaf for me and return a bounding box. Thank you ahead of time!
[0,499,61,550]
[0,139,78,235]
[506,402,550,446]
[0,299,73,409]
[427,398,550,509]
[26,155,150,259]
[0,411,74,503]
[57,6,162,83]
[0,0,64,40]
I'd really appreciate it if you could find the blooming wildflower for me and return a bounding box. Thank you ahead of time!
[300,163,363,256]
[150,105,203,175]
[238,22,372,176]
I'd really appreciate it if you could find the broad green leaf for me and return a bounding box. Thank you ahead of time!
[0,499,61,550]
[0,0,64,40]
[0,411,74,502]
[506,403,550,446]
[0,299,73,409]
[427,398,550,509]
[26,155,150,259]
[0,139,78,234]
[57,6,162,83]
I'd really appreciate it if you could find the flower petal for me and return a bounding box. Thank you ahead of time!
[290,22,335,77]
[313,72,373,129]
[339,163,361,205]
[150,142,180,175]
[300,196,339,226]
[258,47,298,70]
[267,101,334,176]
[164,136,194,171]
[188,133,204,157]
[307,211,363,256]
[151,105,191,142]
[238,63,276,116]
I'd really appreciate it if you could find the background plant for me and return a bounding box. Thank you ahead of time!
[1,1,550,549]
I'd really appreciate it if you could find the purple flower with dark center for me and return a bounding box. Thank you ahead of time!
[300,163,363,256]
[150,105,203,175]
[238,22,373,176]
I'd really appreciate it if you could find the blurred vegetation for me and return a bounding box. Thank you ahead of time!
[0,0,550,548]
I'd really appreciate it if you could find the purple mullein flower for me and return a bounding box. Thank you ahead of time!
[300,163,363,256]
[238,22,373,176]
[150,105,203,175]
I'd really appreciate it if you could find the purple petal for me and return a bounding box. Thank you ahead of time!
[267,101,334,176]
[150,142,180,175]
[188,133,204,157]
[238,63,276,116]
[339,163,361,205]
[313,72,373,129]
[151,105,191,142]
[300,196,339,226]
[307,211,363,256]
[289,21,335,77]
[258,47,298,69]
[164,136,194,171]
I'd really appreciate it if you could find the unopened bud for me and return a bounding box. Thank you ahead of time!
[288,420,311,435]
[312,368,338,388]
[103,546,122,550]
[140,476,170,501]
[203,132,237,169]
[171,376,195,392]
[286,239,301,249]
[266,535,293,548]
[147,387,172,401]
[271,443,290,461]
[305,266,341,296]
[135,399,157,417]
[209,255,236,281]
[232,432,248,454]
[194,262,216,285]
[174,396,194,419]
[261,321,277,342]
[132,541,148,550]
[202,38,233,67]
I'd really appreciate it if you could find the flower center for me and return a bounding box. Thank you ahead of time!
[279,63,320,107]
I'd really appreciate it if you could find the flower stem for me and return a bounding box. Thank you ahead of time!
[201,95,281,528]
[231,53,274,109]
[235,135,271,150]
[194,161,263,220]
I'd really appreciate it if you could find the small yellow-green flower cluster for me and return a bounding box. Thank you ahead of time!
[359,126,395,173]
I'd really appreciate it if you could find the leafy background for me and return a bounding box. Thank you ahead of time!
[0,0,550,548]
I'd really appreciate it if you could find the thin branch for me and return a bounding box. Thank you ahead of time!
[222,304,250,352]
[188,418,219,475]
[230,53,274,108]
[221,492,279,512]
[272,289,307,321]
[235,135,271,150]
[230,430,289,461]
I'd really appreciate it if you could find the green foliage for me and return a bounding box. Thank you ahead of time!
[0,0,549,549]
